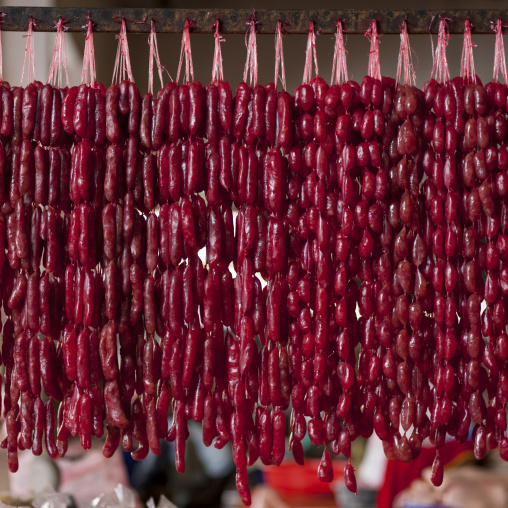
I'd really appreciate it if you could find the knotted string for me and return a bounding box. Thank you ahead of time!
[176,19,194,84]
[365,19,381,81]
[430,18,451,83]
[302,20,319,84]
[48,18,69,89]
[274,20,287,90]
[81,17,96,86]
[112,19,134,85]
[211,19,225,83]
[460,20,476,84]
[243,14,258,86]
[396,21,416,86]
[0,13,5,82]
[20,17,36,86]
[493,19,508,83]
[148,20,165,94]
[331,19,348,85]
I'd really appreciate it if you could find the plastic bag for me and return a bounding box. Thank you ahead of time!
[90,484,136,508]
[32,490,72,508]
[146,494,178,508]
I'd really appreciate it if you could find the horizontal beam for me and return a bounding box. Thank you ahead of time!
[0,8,507,34]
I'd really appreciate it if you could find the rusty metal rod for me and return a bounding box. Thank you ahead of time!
[0,7,507,34]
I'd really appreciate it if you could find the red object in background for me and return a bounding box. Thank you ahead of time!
[377,441,475,508]
[263,459,346,495]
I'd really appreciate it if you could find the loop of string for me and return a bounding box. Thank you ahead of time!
[0,13,4,82]
[302,20,318,85]
[148,20,165,95]
[365,20,381,81]
[47,18,69,89]
[493,19,508,83]
[211,19,224,83]
[176,19,194,84]
[396,21,416,87]
[430,18,450,83]
[20,17,36,86]
[81,18,96,86]
[274,21,287,90]
[331,19,348,86]
[460,20,476,84]
[112,19,134,85]
[243,15,258,86]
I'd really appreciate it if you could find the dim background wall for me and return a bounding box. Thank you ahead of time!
[1,0,507,96]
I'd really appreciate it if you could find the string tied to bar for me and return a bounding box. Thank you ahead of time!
[0,13,5,83]
[211,19,224,83]
[430,18,451,83]
[112,19,134,85]
[274,20,287,90]
[47,18,69,89]
[493,19,508,83]
[81,16,96,87]
[460,20,476,84]
[148,20,165,95]
[243,13,258,87]
[176,19,194,84]
[396,21,416,87]
[365,19,381,81]
[302,20,319,85]
[331,19,348,86]
[20,17,36,86]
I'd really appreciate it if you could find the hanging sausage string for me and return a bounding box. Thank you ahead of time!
[1,10,508,506]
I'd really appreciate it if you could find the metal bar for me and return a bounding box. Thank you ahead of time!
[0,7,507,34]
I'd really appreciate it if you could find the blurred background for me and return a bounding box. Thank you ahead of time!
[2,0,508,507]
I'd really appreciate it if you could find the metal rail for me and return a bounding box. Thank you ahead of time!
[0,7,507,34]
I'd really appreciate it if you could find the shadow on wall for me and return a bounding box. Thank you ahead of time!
[2,0,508,92]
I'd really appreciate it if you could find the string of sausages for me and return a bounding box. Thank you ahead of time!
[1,17,508,505]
